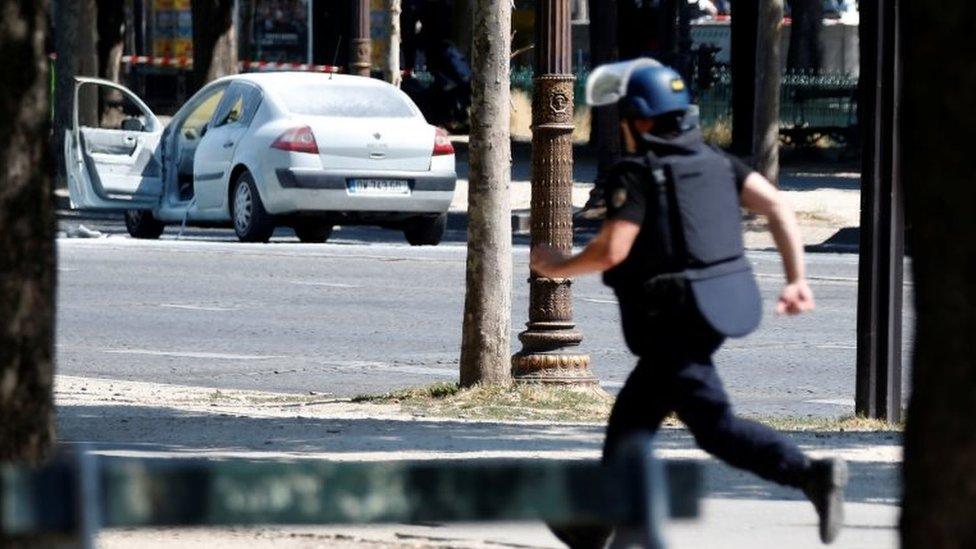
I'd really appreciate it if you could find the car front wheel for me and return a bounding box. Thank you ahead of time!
[403,214,447,246]
[231,171,275,243]
[124,209,165,239]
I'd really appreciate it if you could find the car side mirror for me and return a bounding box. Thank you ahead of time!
[121,117,145,132]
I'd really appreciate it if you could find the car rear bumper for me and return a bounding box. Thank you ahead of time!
[262,167,456,215]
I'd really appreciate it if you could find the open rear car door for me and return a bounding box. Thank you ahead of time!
[65,77,164,210]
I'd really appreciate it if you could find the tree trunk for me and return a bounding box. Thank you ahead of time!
[588,0,620,178]
[901,1,976,546]
[97,0,126,127]
[459,0,512,387]
[0,0,57,464]
[191,0,238,91]
[787,0,823,72]
[752,0,784,184]
[385,0,402,87]
[97,0,125,82]
[730,0,758,158]
[53,0,99,186]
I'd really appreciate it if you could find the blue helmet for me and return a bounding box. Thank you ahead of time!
[586,58,691,119]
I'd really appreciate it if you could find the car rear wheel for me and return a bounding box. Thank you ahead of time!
[403,214,447,246]
[124,209,165,239]
[232,171,275,243]
[293,221,333,243]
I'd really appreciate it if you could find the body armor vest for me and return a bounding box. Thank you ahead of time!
[610,138,762,338]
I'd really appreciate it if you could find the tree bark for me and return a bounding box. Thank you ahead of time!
[752,0,784,184]
[53,0,99,186]
[97,0,126,127]
[787,0,823,72]
[191,0,238,91]
[385,0,402,87]
[730,0,758,158]
[901,1,976,546]
[0,0,57,464]
[459,0,512,387]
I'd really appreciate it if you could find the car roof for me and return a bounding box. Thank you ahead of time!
[217,72,393,91]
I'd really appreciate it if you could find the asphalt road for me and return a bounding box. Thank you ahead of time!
[56,220,913,418]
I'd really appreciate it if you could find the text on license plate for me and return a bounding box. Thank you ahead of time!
[347,179,411,195]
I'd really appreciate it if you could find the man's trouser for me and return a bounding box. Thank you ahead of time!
[606,298,810,488]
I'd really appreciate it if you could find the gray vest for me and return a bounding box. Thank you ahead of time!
[616,139,762,338]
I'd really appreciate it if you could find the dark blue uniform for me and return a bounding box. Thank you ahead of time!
[600,132,811,489]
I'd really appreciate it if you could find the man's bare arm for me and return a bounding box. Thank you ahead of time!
[530,219,641,279]
[740,172,815,315]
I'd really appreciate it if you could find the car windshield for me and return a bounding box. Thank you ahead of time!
[274,84,416,118]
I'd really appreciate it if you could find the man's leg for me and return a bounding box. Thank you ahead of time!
[550,359,673,549]
[673,359,847,543]
[603,359,674,462]
[673,360,809,486]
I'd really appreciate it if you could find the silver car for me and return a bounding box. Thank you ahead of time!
[65,72,457,244]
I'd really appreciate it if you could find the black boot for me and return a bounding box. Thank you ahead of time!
[802,458,848,544]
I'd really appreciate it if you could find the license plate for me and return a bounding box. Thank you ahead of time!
[347,179,411,196]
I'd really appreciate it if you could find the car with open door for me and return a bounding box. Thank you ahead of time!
[65,73,457,245]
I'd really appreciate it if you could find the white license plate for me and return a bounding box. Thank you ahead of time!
[347,179,411,196]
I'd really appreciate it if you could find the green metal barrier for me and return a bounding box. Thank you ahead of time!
[1,437,700,549]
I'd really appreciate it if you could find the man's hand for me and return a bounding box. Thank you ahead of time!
[530,244,570,278]
[776,279,815,315]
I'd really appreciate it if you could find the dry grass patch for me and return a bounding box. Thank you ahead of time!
[353,382,614,423]
[355,384,902,432]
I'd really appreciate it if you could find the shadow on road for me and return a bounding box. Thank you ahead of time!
[59,403,900,505]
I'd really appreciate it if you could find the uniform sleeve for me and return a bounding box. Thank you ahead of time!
[723,153,756,194]
[603,165,647,224]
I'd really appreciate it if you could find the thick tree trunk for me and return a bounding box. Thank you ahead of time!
[752,0,784,184]
[0,0,57,463]
[730,0,758,158]
[588,0,620,178]
[53,0,99,186]
[787,0,823,72]
[901,1,976,546]
[459,0,512,387]
[191,0,238,90]
[385,0,402,87]
[97,0,126,127]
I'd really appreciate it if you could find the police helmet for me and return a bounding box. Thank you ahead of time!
[586,58,691,119]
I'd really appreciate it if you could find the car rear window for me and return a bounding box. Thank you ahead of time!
[274,84,416,118]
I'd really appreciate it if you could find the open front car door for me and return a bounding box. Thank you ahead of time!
[65,77,164,210]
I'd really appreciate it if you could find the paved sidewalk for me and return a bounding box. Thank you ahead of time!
[57,376,899,548]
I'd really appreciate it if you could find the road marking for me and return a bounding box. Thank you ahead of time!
[159,303,239,312]
[580,297,617,305]
[287,281,361,288]
[104,349,285,360]
[804,398,856,407]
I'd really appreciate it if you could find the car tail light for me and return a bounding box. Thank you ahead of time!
[433,127,454,156]
[271,126,319,154]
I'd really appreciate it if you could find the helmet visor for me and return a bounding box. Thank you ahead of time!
[585,58,663,107]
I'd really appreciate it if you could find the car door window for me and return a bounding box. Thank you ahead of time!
[178,87,226,141]
[211,83,262,129]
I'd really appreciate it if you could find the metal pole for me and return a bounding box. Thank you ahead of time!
[350,0,371,76]
[307,0,314,64]
[855,0,903,422]
[512,0,595,385]
[730,0,759,158]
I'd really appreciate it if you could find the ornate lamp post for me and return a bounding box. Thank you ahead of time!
[512,0,596,385]
[350,0,372,76]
